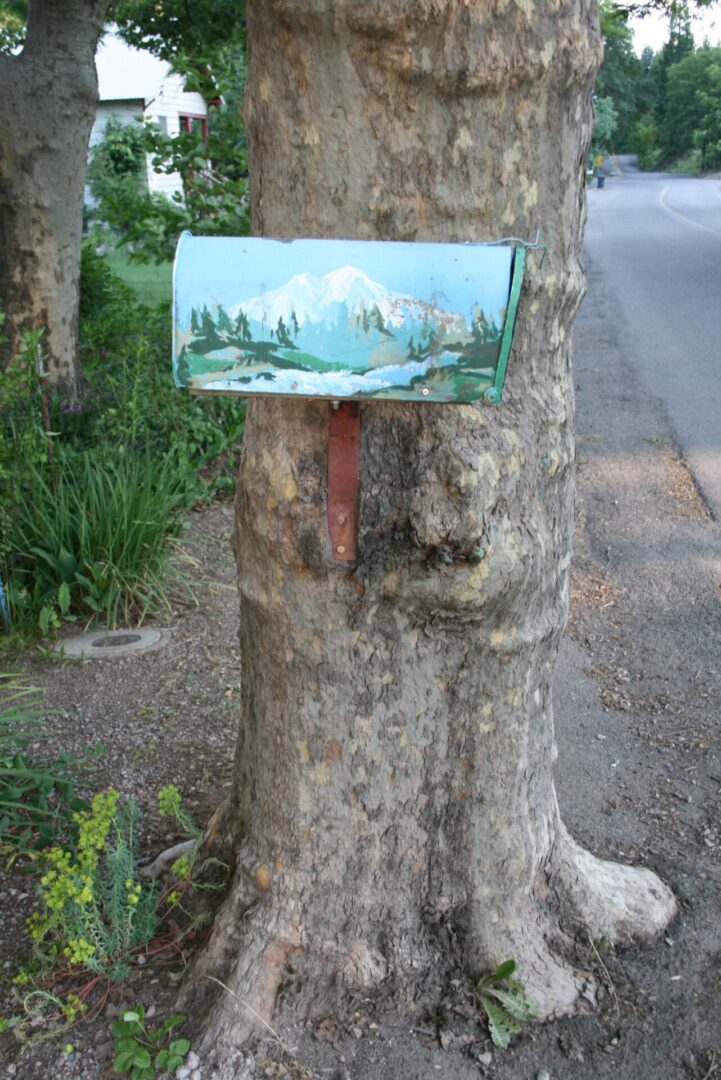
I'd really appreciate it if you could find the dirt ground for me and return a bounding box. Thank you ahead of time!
[1,255,720,1079]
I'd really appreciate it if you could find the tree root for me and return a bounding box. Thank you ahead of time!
[550,823,678,944]
[140,839,196,880]
[140,798,234,881]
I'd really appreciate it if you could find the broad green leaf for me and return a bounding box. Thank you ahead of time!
[110,1019,134,1037]
[482,985,536,1021]
[113,1050,136,1072]
[481,996,521,1049]
[114,1037,140,1054]
[58,581,71,614]
[131,1046,152,1067]
[160,1013,186,1033]
[169,1037,190,1056]
[478,959,516,987]
[58,548,78,578]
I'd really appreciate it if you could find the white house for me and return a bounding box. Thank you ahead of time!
[89,29,208,200]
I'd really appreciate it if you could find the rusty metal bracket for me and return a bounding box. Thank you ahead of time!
[327,402,360,562]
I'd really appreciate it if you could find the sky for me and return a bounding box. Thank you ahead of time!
[173,235,514,327]
[629,3,721,53]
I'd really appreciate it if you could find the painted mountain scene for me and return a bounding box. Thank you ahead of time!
[173,236,516,403]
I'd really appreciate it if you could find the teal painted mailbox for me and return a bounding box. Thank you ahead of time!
[173,235,525,405]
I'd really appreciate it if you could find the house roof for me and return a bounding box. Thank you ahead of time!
[95,29,171,105]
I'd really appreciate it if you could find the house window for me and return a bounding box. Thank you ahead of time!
[179,114,207,140]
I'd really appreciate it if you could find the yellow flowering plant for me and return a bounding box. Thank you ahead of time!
[27,788,159,981]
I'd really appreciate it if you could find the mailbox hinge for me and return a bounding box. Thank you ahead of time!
[327,402,360,562]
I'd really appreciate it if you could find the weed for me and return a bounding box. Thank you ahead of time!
[475,960,536,1048]
[110,1004,190,1080]
[157,784,200,841]
[0,676,88,862]
[154,786,228,926]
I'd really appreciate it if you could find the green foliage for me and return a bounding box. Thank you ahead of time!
[635,113,661,168]
[595,3,721,171]
[669,147,704,172]
[112,0,244,91]
[157,784,200,840]
[1,247,244,640]
[87,17,249,265]
[0,316,51,489]
[26,788,160,981]
[87,116,147,190]
[88,117,249,264]
[476,960,536,1049]
[0,676,87,861]
[691,55,721,169]
[156,785,228,923]
[592,96,620,155]
[658,45,721,160]
[4,446,189,630]
[110,1005,190,1080]
[596,2,647,151]
[0,0,25,53]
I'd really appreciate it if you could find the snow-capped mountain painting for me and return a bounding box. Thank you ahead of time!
[234,266,466,336]
[173,235,517,403]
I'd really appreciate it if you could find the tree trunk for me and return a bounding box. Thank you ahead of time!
[0,0,109,395]
[186,0,677,1061]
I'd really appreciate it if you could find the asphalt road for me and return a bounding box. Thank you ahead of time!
[584,161,721,518]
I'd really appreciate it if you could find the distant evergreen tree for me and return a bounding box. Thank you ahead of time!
[190,307,201,335]
[276,316,294,348]
[201,305,216,337]
[371,304,393,338]
[291,310,301,338]
[362,308,371,334]
[426,327,440,354]
[407,335,419,359]
[471,309,501,345]
[217,304,234,335]
[235,310,252,342]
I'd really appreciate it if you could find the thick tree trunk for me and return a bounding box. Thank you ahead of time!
[187,0,677,1061]
[0,0,109,395]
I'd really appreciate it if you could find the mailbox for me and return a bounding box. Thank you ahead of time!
[173,235,525,406]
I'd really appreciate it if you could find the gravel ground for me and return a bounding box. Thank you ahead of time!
[0,258,719,1079]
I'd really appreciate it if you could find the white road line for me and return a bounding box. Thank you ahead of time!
[657,184,721,239]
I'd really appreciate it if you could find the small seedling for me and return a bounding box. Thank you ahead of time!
[476,959,536,1048]
[110,1005,190,1079]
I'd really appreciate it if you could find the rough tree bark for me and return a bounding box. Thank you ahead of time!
[0,0,110,394]
[185,0,677,1062]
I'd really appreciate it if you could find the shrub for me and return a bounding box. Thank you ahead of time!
[635,115,660,171]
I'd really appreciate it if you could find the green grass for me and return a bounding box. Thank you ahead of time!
[105,254,173,307]
[5,446,189,630]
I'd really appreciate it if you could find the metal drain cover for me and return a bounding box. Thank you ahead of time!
[54,628,168,659]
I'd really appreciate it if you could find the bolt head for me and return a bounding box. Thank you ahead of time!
[336,544,346,555]
[336,514,346,526]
